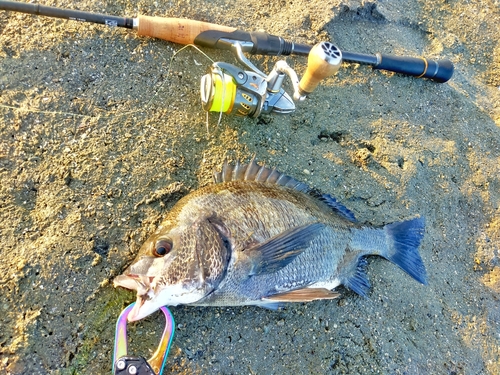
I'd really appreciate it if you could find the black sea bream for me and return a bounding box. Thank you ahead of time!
[114,159,427,321]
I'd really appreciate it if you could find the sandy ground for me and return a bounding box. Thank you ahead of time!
[1,0,499,374]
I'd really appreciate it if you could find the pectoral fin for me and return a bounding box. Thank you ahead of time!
[264,288,340,302]
[247,222,324,275]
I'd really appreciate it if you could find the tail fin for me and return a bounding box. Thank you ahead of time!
[383,217,427,285]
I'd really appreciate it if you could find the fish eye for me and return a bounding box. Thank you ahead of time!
[153,239,173,257]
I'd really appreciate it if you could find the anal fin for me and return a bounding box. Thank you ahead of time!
[344,257,371,297]
[264,288,340,302]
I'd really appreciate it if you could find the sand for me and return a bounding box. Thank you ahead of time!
[1,0,499,373]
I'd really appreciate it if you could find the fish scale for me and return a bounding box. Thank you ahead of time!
[200,225,351,306]
[114,158,427,321]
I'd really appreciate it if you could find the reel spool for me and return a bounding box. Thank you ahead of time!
[200,62,267,117]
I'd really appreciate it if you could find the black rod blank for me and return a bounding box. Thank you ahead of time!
[0,0,134,28]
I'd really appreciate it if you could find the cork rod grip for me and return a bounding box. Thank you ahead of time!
[137,15,236,45]
[299,42,342,95]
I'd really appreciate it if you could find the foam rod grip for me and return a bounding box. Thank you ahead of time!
[136,15,236,45]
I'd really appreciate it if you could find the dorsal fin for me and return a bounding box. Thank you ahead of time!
[213,156,310,192]
[309,189,357,222]
[213,158,356,222]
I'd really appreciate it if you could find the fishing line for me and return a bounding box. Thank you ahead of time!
[214,67,226,129]
[161,43,220,134]
[0,44,215,124]
[147,43,215,111]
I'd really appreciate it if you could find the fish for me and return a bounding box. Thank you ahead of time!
[114,158,427,322]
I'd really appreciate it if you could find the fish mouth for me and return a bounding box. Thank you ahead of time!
[114,274,154,292]
[114,274,157,321]
[127,294,155,322]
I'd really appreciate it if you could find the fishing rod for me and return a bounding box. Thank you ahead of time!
[0,1,453,81]
[0,1,454,117]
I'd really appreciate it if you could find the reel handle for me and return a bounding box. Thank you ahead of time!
[299,42,342,96]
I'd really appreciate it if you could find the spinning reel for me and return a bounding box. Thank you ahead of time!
[200,41,342,117]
